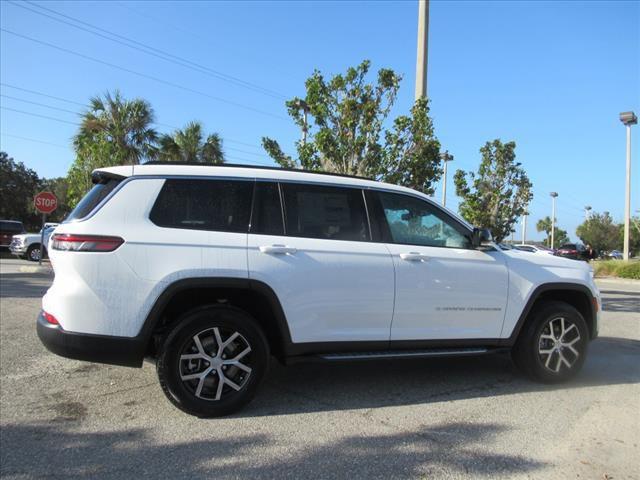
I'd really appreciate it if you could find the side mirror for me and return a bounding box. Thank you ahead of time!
[472,228,493,248]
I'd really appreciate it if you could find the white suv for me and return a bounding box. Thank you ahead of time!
[38,164,600,417]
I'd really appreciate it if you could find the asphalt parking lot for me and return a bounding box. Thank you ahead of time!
[0,257,638,479]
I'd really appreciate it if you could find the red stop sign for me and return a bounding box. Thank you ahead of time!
[34,191,58,214]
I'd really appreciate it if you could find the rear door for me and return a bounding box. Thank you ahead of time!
[247,181,395,344]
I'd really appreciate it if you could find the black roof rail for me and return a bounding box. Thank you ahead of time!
[141,161,374,182]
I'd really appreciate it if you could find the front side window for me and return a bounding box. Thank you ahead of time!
[281,183,369,241]
[377,191,470,249]
[150,179,253,232]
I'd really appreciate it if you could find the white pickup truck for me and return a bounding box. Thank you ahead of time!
[10,223,59,261]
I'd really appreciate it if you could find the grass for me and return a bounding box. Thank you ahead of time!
[593,259,640,280]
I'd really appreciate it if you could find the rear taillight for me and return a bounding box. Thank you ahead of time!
[43,311,59,325]
[51,234,124,252]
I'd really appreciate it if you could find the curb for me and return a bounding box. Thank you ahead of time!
[595,277,640,286]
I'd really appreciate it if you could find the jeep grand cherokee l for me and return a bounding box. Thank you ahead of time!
[37,164,600,417]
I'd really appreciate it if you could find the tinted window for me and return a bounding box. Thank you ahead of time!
[150,179,253,232]
[0,221,25,233]
[282,183,369,241]
[66,178,121,221]
[251,182,284,235]
[515,246,535,252]
[377,191,470,249]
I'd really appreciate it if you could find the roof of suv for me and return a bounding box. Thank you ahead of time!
[97,163,417,195]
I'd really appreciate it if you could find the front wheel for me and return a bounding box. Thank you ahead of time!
[157,305,269,417]
[26,244,42,262]
[512,301,589,383]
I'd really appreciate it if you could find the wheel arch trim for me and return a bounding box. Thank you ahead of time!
[137,277,293,352]
[504,282,597,346]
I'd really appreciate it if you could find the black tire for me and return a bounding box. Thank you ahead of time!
[512,301,589,383]
[157,305,269,417]
[26,244,42,262]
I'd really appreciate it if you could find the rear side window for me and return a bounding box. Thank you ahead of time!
[251,182,284,235]
[281,183,370,241]
[150,179,253,233]
[66,178,122,221]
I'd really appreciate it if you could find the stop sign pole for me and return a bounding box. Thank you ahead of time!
[34,192,58,265]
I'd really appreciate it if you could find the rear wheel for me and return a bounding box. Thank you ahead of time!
[512,301,589,383]
[157,305,269,417]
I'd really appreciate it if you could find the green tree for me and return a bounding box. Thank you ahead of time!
[156,121,224,164]
[67,90,157,207]
[454,140,533,242]
[536,216,552,244]
[0,151,40,229]
[262,61,443,194]
[535,216,569,247]
[576,212,620,254]
[623,216,640,256]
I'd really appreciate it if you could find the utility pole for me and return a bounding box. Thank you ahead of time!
[295,99,310,146]
[415,0,429,100]
[550,192,558,249]
[521,214,527,245]
[439,151,453,207]
[620,111,637,261]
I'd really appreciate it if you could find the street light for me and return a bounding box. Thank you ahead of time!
[584,205,592,220]
[550,192,558,249]
[620,111,637,261]
[439,151,454,207]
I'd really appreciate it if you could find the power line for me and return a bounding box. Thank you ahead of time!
[0,83,86,107]
[1,106,77,125]
[0,28,287,121]
[0,83,280,155]
[1,132,70,149]
[1,107,275,166]
[11,1,286,101]
[1,94,79,115]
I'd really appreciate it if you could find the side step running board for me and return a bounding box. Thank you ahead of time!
[319,347,490,361]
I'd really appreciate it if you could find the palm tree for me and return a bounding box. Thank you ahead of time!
[157,121,224,164]
[75,90,157,166]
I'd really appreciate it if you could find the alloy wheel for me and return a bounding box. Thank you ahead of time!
[537,316,582,374]
[178,327,252,401]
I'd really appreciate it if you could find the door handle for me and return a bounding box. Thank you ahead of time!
[399,252,429,261]
[259,244,297,254]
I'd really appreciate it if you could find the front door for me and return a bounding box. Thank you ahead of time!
[372,190,509,341]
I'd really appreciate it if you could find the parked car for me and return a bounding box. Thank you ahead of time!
[10,223,59,261]
[0,220,26,249]
[514,244,555,255]
[605,250,623,260]
[37,164,601,417]
[555,243,587,260]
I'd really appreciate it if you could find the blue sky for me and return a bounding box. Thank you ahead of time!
[1,0,638,241]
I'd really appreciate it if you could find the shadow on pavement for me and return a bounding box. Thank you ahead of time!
[0,272,52,298]
[0,421,544,479]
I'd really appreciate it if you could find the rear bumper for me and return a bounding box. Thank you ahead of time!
[36,311,145,367]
